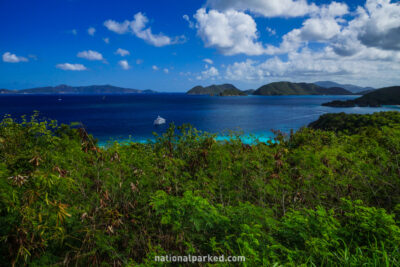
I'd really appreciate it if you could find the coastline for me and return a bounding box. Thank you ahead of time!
[97,133,274,148]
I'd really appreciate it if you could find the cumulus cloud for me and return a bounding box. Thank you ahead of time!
[197,66,220,80]
[88,27,96,36]
[104,12,185,47]
[56,63,87,71]
[104,20,130,34]
[103,37,110,44]
[206,0,318,17]
[192,2,353,56]
[256,2,350,55]
[118,60,130,70]
[353,0,400,51]
[115,48,130,57]
[152,65,159,71]
[194,8,267,55]
[224,46,400,87]
[77,50,104,61]
[2,52,28,63]
[203,58,213,64]
[163,68,169,74]
[186,0,400,86]
[136,59,143,64]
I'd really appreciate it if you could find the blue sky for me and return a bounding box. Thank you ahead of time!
[1,0,399,91]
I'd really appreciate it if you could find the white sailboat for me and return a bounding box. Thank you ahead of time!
[153,115,166,125]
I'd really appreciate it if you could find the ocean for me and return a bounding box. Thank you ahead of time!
[0,93,399,145]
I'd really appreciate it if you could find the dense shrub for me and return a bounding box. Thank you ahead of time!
[0,112,400,266]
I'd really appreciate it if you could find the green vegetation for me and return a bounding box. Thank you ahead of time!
[1,111,400,266]
[253,82,352,95]
[309,111,400,134]
[314,81,375,94]
[323,86,400,107]
[218,88,247,96]
[187,84,244,96]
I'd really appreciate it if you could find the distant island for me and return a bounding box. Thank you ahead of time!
[322,86,400,108]
[0,84,157,94]
[186,84,246,96]
[187,81,354,96]
[253,82,352,96]
[314,81,375,94]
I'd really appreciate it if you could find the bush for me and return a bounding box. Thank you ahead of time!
[0,112,400,265]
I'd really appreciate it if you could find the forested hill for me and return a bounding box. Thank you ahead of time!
[309,111,400,133]
[187,84,241,95]
[253,82,352,95]
[323,86,400,107]
[314,81,375,93]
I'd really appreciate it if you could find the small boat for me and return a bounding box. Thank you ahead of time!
[153,115,166,125]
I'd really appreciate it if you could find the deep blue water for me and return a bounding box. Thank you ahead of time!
[0,94,399,144]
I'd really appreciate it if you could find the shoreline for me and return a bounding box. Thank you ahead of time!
[97,133,274,148]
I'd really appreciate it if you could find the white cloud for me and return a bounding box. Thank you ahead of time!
[88,27,96,36]
[136,59,143,64]
[206,0,318,18]
[104,12,185,47]
[269,0,400,58]
[71,29,77,35]
[192,2,352,56]
[352,0,400,51]
[152,65,159,71]
[115,48,130,57]
[203,58,214,64]
[224,47,400,87]
[130,13,173,46]
[2,52,28,63]
[197,66,220,80]
[118,60,130,70]
[163,68,169,74]
[77,50,104,61]
[103,37,110,44]
[56,63,87,71]
[104,20,130,34]
[300,18,342,41]
[187,0,400,86]
[259,2,349,55]
[194,8,267,55]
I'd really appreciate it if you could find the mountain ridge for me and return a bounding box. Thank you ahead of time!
[253,82,353,96]
[315,81,375,93]
[0,84,156,94]
[322,86,400,107]
[187,84,240,95]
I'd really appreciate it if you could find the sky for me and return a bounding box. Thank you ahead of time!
[0,0,400,92]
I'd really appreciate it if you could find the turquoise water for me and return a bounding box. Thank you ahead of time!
[0,93,399,145]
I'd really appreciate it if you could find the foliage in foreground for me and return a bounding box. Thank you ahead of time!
[0,112,400,266]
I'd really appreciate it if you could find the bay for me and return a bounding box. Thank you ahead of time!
[0,94,398,144]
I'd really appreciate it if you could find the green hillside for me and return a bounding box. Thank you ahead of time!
[187,84,239,95]
[218,88,247,96]
[323,86,400,107]
[253,82,352,95]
